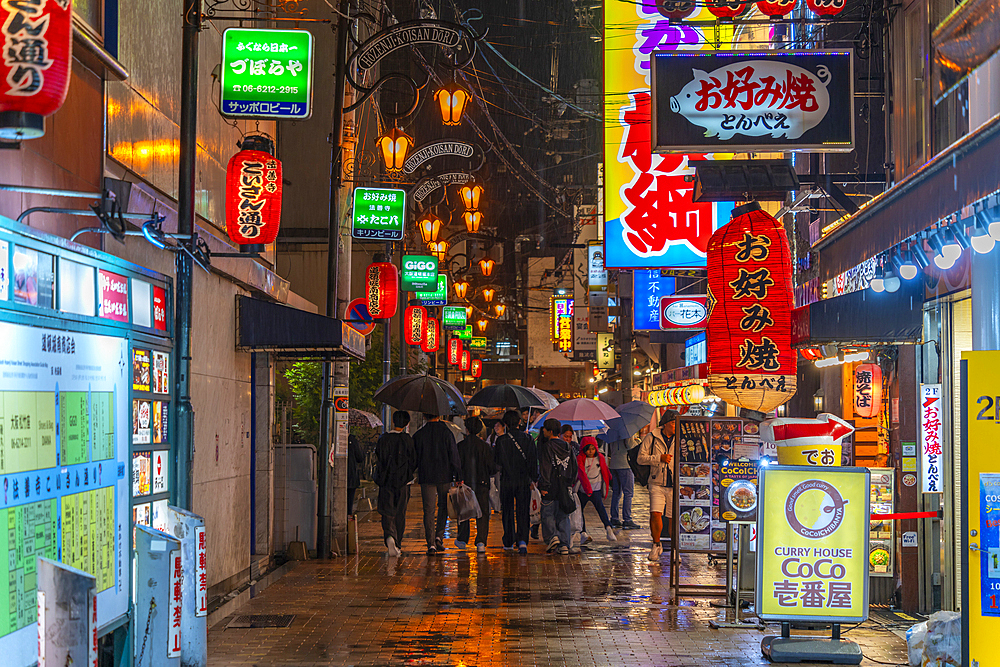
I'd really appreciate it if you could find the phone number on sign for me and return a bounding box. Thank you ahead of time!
[232,85,298,94]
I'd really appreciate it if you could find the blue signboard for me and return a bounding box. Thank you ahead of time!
[981,473,1000,616]
[633,270,675,331]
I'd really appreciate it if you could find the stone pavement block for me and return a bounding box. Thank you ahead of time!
[208,487,909,666]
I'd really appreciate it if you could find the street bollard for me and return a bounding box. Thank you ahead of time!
[166,506,208,667]
[37,557,96,667]
[134,524,182,667]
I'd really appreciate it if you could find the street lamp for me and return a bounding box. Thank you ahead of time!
[454,281,469,298]
[495,304,506,317]
[479,258,495,277]
[459,182,483,210]
[428,240,449,262]
[418,213,443,244]
[434,81,471,126]
[477,318,488,332]
[378,126,413,172]
[462,210,483,233]
[465,305,474,319]
[482,288,495,302]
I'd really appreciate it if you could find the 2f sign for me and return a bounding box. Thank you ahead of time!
[975,395,1000,422]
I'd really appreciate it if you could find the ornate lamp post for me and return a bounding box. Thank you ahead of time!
[434,81,471,126]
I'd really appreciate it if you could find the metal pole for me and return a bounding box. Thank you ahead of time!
[620,271,633,404]
[317,0,350,558]
[382,319,391,428]
[173,0,201,511]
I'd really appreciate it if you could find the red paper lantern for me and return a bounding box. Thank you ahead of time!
[799,348,823,360]
[0,0,73,140]
[707,202,797,413]
[460,350,471,372]
[404,305,427,346]
[656,0,696,19]
[448,338,463,365]
[421,318,440,353]
[366,262,399,319]
[225,136,283,247]
[853,362,882,419]
[756,0,796,16]
[471,359,482,378]
[806,0,845,15]
[706,0,747,18]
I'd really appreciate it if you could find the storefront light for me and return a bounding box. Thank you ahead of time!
[882,269,900,293]
[892,249,920,281]
[813,388,825,412]
[869,265,885,293]
[928,230,957,270]
[972,211,996,254]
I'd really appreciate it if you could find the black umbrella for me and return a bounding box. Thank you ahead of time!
[374,374,467,416]
[467,384,546,409]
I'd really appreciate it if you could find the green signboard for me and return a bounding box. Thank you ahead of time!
[351,187,405,240]
[221,28,315,119]
[455,326,473,340]
[401,255,439,292]
[442,306,467,330]
[416,275,447,306]
[470,337,487,351]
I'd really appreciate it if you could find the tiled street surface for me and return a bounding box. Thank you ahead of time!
[209,487,910,666]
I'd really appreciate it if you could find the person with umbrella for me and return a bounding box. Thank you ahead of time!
[538,418,576,555]
[493,410,538,554]
[456,416,498,553]
[637,410,679,562]
[607,427,645,530]
[374,411,417,557]
[413,413,463,555]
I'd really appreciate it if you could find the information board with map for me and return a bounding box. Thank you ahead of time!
[0,321,129,655]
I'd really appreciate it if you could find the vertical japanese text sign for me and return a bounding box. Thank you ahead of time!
[221,28,314,119]
[756,466,870,623]
[602,0,733,269]
[920,384,942,494]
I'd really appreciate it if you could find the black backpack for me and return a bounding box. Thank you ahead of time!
[627,443,650,487]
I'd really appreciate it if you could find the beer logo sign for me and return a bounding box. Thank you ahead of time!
[784,479,848,539]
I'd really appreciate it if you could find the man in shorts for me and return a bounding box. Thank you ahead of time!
[637,410,678,562]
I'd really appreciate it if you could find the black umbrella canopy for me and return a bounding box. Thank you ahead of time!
[374,374,468,416]
[467,384,545,409]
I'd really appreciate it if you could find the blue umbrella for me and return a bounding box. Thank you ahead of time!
[599,401,655,443]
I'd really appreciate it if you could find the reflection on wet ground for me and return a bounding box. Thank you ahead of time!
[209,488,908,666]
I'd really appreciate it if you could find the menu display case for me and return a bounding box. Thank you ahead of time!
[868,467,894,577]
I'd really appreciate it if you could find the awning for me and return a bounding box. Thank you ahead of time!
[792,280,924,347]
[815,112,1000,282]
[236,295,367,360]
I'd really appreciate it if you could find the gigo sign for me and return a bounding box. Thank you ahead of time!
[401,255,438,292]
[660,296,708,329]
[756,466,870,623]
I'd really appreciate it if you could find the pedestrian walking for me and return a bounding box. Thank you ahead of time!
[347,434,365,515]
[607,428,643,529]
[494,410,538,554]
[374,411,417,557]
[538,418,576,554]
[560,423,580,456]
[637,410,678,562]
[456,417,498,553]
[575,436,617,543]
[413,413,463,555]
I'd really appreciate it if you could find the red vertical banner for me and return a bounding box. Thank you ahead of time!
[706,202,796,412]
[422,318,439,353]
[448,338,462,365]
[167,550,182,657]
[99,270,129,322]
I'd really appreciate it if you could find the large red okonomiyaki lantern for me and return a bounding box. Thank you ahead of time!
[421,318,440,353]
[226,135,283,248]
[366,261,399,319]
[756,0,796,17]
[853,362,882,419]
[707,202,796,413]
[404,305,427,346]
[448,338,463,365]
[706,0,747,18]
[806,0,845,15]
[0,0,73,140]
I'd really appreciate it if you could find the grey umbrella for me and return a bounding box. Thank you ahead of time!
[373,374,467,416]
[468,384,545,409]
[601,400,656,442]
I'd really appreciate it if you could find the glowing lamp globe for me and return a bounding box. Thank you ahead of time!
[459,182,484,210]
[479,258,495,277]
[455,281,469,299]
[482,288,495,302]
[434,82,471,126]
[378,126,413,172]
[418,214,443,244]
[463,210,483,233]
[477,319,488,333]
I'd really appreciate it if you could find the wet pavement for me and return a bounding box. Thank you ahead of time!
[209,486,909,666]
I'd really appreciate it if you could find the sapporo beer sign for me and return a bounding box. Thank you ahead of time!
[651,50,854,153]
[221,28,314,119]
[756,466,870,623]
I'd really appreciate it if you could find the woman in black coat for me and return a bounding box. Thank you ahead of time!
[456,417,498,552]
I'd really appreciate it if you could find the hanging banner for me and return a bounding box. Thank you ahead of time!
[633,270,675,331]
[596,332,614,370]
[587,241,607,291]
[919,384,942,494]
[603,1,734,270]
[650,50,854,153]
[756,465,870,623]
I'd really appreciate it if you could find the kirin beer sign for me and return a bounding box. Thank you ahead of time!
[651,50,854,153]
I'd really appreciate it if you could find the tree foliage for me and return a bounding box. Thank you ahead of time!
[283,361,322,444]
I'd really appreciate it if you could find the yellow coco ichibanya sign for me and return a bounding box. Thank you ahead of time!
[756,466,871,622]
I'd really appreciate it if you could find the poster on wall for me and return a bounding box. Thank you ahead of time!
[0,321,129,662]
[920,384,942,494]
[602,1,734,269]
[152,351,170,394]
[132,349,150,392]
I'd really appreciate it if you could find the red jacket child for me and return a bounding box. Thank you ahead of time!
[576,436,612,498]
